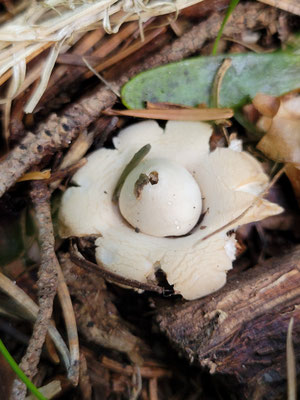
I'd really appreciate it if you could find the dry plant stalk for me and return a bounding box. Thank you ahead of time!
[25,380,62,400]
[0,2,281,199]
[11,181,59,400]
[56,263,79,386]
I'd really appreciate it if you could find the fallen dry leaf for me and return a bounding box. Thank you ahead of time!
[255,93,300,205]
[256,94,300,165]
[17,169,51,182]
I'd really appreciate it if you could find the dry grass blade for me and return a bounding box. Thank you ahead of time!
[211,58,232,143]
[0,0,202,90]
[82,57,120,97]
[211,58,232,108]
[287,317,297,400]
[0,42,53,87]
[57,263,80,386]
[25,380,62,400]
[222,36,269,53]
[83,26,167,79]
[24,41,65,113]
[2,56,26,147]
[104,107,234,121]
[91,21,138,59]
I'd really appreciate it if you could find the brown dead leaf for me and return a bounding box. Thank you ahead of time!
[256,94,300,165]
[17,170,51,182]
[285,163,300,206]
[255,94,300,205]
[252,93,280,118]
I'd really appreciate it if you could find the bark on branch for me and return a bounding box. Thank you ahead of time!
[11,181,59,400]
[157,246,300,399]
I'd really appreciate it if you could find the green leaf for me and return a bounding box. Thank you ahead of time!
[121,52,300,110]
[0,339,48,400]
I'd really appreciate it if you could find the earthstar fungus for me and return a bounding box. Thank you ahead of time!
[59,120,283,300]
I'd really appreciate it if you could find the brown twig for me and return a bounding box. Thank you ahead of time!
[0,2,281,198]
[70,247,165,295]
[101,356,171,379]
[11,181,59,400]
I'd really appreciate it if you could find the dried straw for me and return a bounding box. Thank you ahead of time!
[0,0,202,108]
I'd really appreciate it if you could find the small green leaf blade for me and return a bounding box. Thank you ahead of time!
[121,52,300,110]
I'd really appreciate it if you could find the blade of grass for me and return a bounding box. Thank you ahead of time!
[287,317,297,400]
[0,339,47,400]
[212,0,240,55]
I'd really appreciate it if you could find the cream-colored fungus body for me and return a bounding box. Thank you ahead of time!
[119,158,202,237]
[59,120,283,300]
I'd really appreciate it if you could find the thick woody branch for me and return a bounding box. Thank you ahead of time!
[157,246,300,399]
